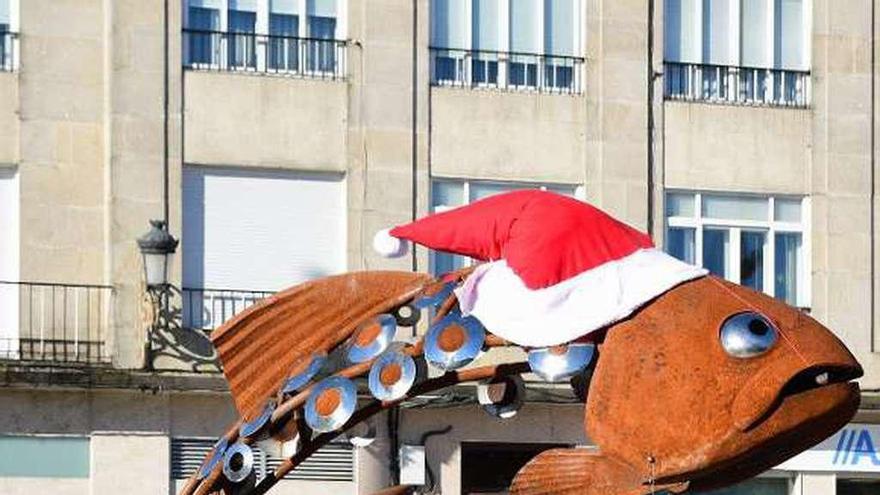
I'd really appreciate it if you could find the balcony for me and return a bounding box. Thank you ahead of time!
[1,31,17,72]
[182,29,347,80]
[0,281,112,365]
[664,62,810,108]
[430,47,584,95]
[181,287,274,333]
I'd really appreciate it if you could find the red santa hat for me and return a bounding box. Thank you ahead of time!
[374,190,706,347]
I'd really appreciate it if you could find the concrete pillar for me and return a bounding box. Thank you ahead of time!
[793,472,837,495]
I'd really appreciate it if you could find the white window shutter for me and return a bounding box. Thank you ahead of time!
[509,0,540,53]
[432,0,468,49]
[271,0,299,15]
[308,0,336,17]
[0,0,9,25]
[182,167,347,292]
[229,0,258,11]
[664,0,701,63]
[544,0,575,56]
[741,0,772,68]
[776,0,806,70]
[473,0,501,51]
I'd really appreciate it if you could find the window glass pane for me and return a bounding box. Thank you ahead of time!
[702,195,768,221]
[666,192,695,217]
[692,477,789,494]
[188,6,219,30]
[470,182,533,202]
[544,0,575,56]
[666,227,696,264]
[228,10,256,68]
[742,0,772,67]
[838,480,880,495]
[740,230,766,291]
[431,0,468,49]
[433,252,467,276]
[776,0,806,70]
[432,181,464,209]
[188,7,220,65]
[664,0,701,63]
[269,14,299,70]
[702,0,735,65]
[510,0,540,53]
[773,198,802,222]
[545,184,577,197]
[703,228,730,278]
[473,0,501,52]
[0,436,89,478]
[308,16,337,71]
[775,232,801,306]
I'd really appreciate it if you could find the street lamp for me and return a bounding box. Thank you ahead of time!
[137,220,178,288]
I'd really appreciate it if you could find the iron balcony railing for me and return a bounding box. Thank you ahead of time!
[0,281,113,365]
[182,287,275,332]
[183,29,347,80]
[664,61,811,108]
[430,47,585,95]
[1,31,18,72]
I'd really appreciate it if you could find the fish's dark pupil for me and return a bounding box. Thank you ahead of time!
[748,318,769,336]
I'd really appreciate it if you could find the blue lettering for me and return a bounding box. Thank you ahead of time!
[833,429,851,465]
[850,430,880,466]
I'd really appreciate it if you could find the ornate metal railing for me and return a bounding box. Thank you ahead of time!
[664,61,810,108]
[183,29,347,80]
[0,281,112,365]
[181,287,275,332]
[430,47,584,95]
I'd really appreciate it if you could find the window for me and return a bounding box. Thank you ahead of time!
[664,0,810,106]
[181,166,346,331]
[430,179,582,276]
[838,479,880,495]
[691,477,791,494]
[0,0,17,71]
[460,443,569,494]
[0,436,90,478]
[430,0,584,94]
[183,0,345,77]
[170,438,353,481]
[664,192,809,308]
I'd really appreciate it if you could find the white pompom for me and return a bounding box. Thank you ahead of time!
[373,228,409,258]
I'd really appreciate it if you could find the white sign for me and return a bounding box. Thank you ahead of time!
[776,423,880,473]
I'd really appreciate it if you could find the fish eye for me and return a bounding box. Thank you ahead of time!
[719,312,778,358]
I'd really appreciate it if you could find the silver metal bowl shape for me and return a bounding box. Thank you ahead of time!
[238,401,275,439]
[424,312,486,371]
[477,374,525,419]
[222,442,254,484]
[346,314,397,364]
[528,343,596,382]
[282,353,328,394]
[412,281,456,309]
[368,349,417,401]
[197,437,228,480]
[304,376,358,433]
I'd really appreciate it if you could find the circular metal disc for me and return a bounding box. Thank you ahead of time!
[347,314,397,364]
[304,376,358,433]
[197,437,228,480]
[528,343,596,382]
[368,349,417,401]
[478,375,525,419]
[412,282,455,309]
[282,353,328,394]
[239,401,275,439]
[425,312,486,371]
[222,442,254,484]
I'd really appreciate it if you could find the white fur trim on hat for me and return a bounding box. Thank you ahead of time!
[372,228,409,258]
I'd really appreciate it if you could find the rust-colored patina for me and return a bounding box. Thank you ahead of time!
[185,270,862,495]
[510,276,862,494]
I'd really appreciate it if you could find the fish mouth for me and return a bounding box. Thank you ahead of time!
[780,364,863,400]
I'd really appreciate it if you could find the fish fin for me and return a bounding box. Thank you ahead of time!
[511,449,689,495]
[210,271,431,419]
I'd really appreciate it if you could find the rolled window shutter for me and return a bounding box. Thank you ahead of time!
[741,0,771,68]
[664,0,701,63]
[775,0,806,70]
[432,0,468,49]
[473,0,501,51]
[510,0,540,53]
[544,0,574,56]
[271,0,299,15]
[308,0,336,17]
[702,0,735,65]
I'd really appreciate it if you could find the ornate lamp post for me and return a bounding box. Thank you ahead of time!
[137,220,178,370]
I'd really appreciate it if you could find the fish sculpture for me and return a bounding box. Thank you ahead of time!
[179,192,862,495]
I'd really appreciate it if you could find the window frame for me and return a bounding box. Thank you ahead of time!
[665,191,811,309]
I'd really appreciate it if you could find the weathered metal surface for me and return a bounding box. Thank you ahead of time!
[211,271,431,420]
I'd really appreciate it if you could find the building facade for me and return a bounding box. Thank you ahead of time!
[0,0,879,493]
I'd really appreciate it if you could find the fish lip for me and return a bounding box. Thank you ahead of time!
[740,363,863,432]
